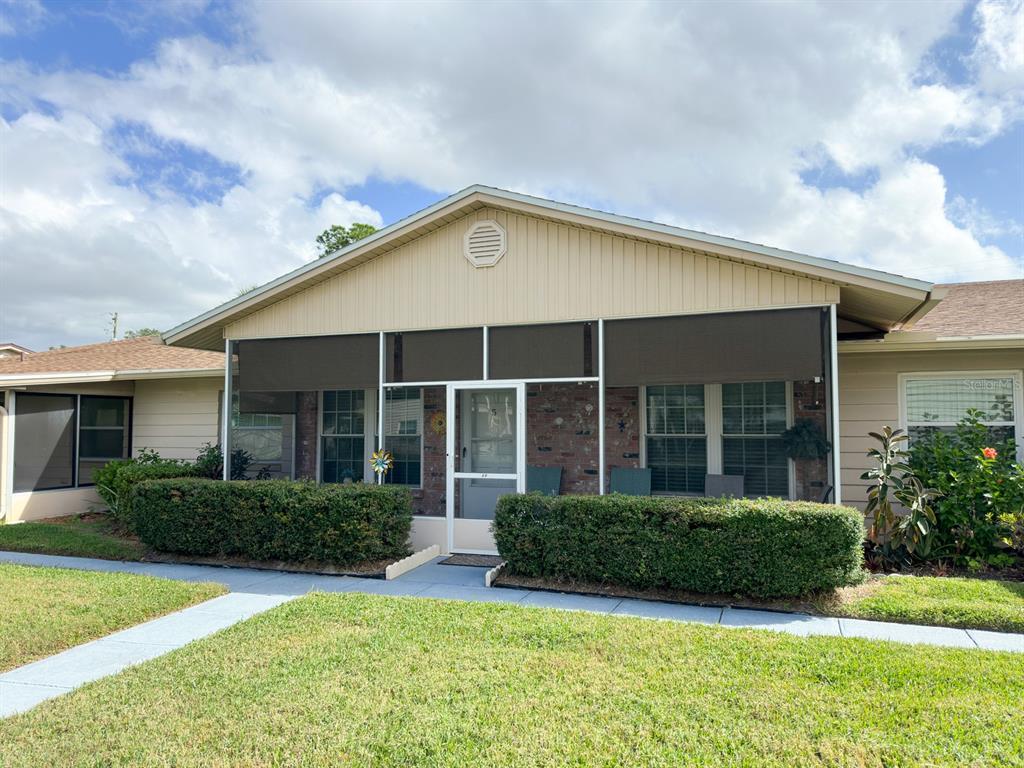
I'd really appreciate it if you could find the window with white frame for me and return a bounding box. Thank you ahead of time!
[383,388,422,486]
[321,390,366,483]
[904,374,1019,445]
[722,381,790,497]
[644,384,707,494]
[231,395,283,463]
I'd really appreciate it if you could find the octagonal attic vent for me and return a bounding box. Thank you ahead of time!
[463,220,507,267]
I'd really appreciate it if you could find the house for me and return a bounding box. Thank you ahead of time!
[2,186,1020,554]
[0,343,32,362]
[0,336,295,523]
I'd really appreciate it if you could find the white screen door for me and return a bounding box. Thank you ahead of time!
[446,382,525,553]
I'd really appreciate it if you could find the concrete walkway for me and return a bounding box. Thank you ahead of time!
[2,550,1023,717]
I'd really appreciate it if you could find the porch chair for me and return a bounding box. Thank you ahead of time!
[609,467,652,496]
[704,474,744,499]
[527,465,562,495]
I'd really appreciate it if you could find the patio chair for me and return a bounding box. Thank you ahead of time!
[704,474,744,499]
[610,467,652,496]
[527,465,562,495]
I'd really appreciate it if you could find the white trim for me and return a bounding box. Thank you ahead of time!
[445,384,455,554]
[598,318,606,495]
[221,340,232,481]
[377,331,385,485]
[897,369,1024,463]
[829,304,841,505]
[482,326,489,381]
[0,392,13,522]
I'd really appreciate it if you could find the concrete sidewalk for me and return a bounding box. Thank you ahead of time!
[2,549,1023,717]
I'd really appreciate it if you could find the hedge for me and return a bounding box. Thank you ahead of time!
[93,459,199,529]
[494,494,865,598]
[132,478,412,566]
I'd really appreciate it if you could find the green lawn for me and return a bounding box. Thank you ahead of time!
[0,514,143,561]
[1,594,1022,767]
[826,574,1024,634]
[0,563,225,672]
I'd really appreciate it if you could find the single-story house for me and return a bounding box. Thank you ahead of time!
[0,336,295,523]
[2,186,1020,554]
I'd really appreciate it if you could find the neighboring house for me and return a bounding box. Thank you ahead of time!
[158,185,1022,554]
[0,336,295,523]
[0,343,32,362]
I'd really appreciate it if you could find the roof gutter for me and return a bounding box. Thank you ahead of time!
[0,367,223,389]
[895,285,949,330]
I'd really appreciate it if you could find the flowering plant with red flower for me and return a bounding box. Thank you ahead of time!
[982,447,998,460]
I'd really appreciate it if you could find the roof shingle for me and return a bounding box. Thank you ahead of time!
[0,336,224,376]
[913,280,1024,337]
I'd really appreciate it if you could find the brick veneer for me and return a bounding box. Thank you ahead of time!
[293,391,319,480]
[411,386,446,516]
[792,378,830,502]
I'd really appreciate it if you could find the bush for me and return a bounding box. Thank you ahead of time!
[494,494,864,598]
[94,458,198,529]
[910,410,1024,568]
[132,478,412,566]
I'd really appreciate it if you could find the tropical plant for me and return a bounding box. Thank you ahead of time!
[860,426,939,563]
[780,419,831,459]
[194,442,270,480]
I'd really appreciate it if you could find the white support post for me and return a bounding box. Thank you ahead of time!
[482,326,489,381]
[0,391,14,522]
[598,319,606,495]
[222,339,232,481]
[377,331,385,485]
[828,305,842,505]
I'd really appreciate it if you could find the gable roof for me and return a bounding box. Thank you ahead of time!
[911,280,1024,338]
[0,335,223,387]
[165,184,937,350]
[0,343,32,355]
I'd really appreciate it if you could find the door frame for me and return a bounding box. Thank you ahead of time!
[445,381,526,554]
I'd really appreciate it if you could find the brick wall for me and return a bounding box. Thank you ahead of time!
[792,378,830,502]
[293,391,318,480]
[411,386,446,516]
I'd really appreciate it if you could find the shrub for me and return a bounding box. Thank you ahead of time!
[494,494,864,598]
[132,479,412,566]
[94,458,198,529]
[910,410,1024,568]
[193,442,268,480]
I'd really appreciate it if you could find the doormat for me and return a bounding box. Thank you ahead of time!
[439,554,505,568]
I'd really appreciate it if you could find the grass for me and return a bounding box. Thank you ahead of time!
[823,574,1024,634]
[0,514,143,561]
[0,563,225,672]
[1,593,1022,767]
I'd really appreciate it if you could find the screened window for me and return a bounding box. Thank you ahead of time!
[78,396,130,485]
[13,394,76,492]
[722,381,790,498]
[905,376,1017,444]
[231,396,284,463]
[321,390,366,484]
[384,388,422,486]
[645,385,707,494]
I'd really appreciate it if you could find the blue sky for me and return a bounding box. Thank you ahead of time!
[1,0,1021,349]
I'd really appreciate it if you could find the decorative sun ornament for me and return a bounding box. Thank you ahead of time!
[370,450,394,476]
[430,410,447,436]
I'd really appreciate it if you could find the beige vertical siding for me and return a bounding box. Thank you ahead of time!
[838,347,1024,508]
[132,377,221,461]
[226,208,840,340]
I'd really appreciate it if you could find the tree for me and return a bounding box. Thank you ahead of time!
[316,223,377,258]
[124,327,161,338]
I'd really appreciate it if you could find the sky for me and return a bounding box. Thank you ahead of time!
[1,0,1022,351]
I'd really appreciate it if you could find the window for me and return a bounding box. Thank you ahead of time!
[904,374,1019,445]
[78,396,130,485]
[722,381,790,497]
[384,388,422,486]
[231,396,284,463]
[321,390,366,484]
[13,394,76,492]
[644,385,707,494]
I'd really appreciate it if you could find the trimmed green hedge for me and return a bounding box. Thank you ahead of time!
[93,459,199,529]
[132,478,412,566]
[494,494,865,598]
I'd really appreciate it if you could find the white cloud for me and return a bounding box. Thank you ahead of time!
[1,0,1022,348]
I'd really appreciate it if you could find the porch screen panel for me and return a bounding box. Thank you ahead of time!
[237,334,379,392]
[605,308,824,386]
[238,391,297,415]
[488,322,595,380]
[386,328,483,383]
[13,393,76,492]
